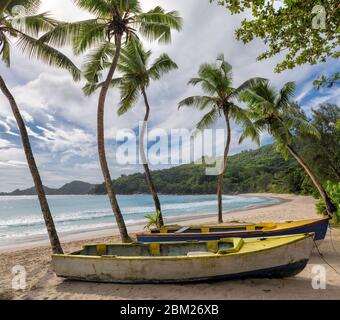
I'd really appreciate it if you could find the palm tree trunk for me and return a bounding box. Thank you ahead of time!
[217,110,231,223]
[287,144,337,216]
[97,34,131,243]
[0,75,63,254]
[141,88,164,227]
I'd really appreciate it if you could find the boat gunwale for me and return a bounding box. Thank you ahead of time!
[52,233,314,262]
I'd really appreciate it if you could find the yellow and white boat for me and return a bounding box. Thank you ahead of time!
[52,233,314,283]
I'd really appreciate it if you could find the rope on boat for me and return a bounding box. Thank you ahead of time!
[313,238,340,277]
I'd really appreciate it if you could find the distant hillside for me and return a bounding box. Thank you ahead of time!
[93,144,317,196]
[1,145,318,197]
[1,181,97,196]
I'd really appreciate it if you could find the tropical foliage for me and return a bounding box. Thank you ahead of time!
[92,144,317,196]
[178,54,263,222]
[110,39,177,227]
[209,0,339,88]
[0,0,80,78]
[0,0,83,253]
[316,181,340,223]
[40,0,182,242]
[144,211,162,230]
[294,104,340,182]
[239,80,337,215]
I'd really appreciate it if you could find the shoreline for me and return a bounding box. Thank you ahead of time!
[0,193,285,253]
[1,193,340,300]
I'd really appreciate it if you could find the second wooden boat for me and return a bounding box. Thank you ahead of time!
[52,233,314,283]
[137,217,329,243]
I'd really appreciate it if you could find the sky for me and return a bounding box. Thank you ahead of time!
[0,0,338,192]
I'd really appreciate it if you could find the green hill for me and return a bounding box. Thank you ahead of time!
[93,144,316,196]
[2,181,96,196]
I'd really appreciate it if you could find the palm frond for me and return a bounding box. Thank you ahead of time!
[136,7,182,44]
[239,88,270,109]
[39,19,98,48]
[83,76,123,96]
[74,0,112,16]
[73,21,106,55]
[82,41,115,82]
[196,108,219,130]
[230,77,267,100]
[0,32,10,66]
[11,13,57,37]
[188,76,217,96]
[178,95,215,110]
[117,85,139,116]
[82,81,102,96]
[16,33,81,81]
[148,53,177,80]
[276,81,296,109]
[285,106,321,139]
[3,0,40,14]
[239,125,260,145]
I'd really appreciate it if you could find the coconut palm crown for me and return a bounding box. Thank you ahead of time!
[86,39,178,227]
[178,54,265,223]
[239,80,337,216]
[0,0,83,254]
[37,0,182,242]
[39,0,182,85]
[0,0,80,79]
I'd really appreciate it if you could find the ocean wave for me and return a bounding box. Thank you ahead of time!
[0,198,251,228]
[0,195,276,243]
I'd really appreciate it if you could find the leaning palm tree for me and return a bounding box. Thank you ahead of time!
[85,39,178,227]
[0,0,81,253]
[178,54,264,223]
[47,0,181,242]
[239,80,337,216]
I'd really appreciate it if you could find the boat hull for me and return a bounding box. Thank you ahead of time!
[137,218,329,243]
[52,235,314,284]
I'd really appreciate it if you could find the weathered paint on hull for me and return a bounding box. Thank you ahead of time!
[137,218,329,243]
[52,236,314,284]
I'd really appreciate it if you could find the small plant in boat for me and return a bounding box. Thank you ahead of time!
[145,211,162,230]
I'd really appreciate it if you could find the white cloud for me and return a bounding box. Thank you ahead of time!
[0,0,337,191]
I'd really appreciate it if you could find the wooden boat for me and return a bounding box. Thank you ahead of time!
[52,233,314,283]
[137,217,329,243]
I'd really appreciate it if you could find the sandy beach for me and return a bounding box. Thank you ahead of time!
[1,193,339,300]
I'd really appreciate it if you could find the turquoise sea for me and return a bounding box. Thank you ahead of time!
[0,194,278,247]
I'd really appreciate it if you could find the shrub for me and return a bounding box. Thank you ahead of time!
[316,181,340,223]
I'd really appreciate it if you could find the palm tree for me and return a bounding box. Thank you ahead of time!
[178,54,264,223]
[55,0,181,242]
[239,80,337,216]
[85,39,178,227]
[0,0,81,253]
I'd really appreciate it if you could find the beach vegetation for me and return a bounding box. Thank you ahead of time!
[316,181,340,224]
[178,55,264,223]
[0,0,82,254]
[239,81,337,216]
[144,211,162,230]
[209,0,339,89]
[44,0,182,242]
[85,38,178,227]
